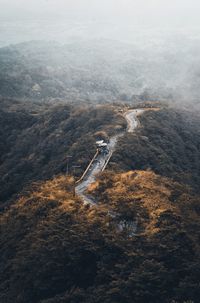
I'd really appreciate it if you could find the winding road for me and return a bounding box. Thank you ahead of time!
[75,109,144,205]
[126,109,144,132]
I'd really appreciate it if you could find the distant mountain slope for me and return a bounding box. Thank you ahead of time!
[0,41,120,102]
[1,40,200,104]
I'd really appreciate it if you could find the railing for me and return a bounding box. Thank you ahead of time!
[101,151,113,172]
[75,149,99,184]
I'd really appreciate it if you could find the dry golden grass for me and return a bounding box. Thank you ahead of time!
[1,170,199,303]
[88,170,200,238]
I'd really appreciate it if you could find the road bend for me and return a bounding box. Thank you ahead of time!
[75,109,144,205]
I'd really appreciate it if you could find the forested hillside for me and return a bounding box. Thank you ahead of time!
[1,98,200,303]
[1,99,200,207]
[1,1,200,302]
[0,98,125,207]
[1,39,200,104]
[110,108,200,192]
[1,171,199,303]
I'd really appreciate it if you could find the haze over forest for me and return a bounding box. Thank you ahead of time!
[1,0,200,106]
[1,1,200,303]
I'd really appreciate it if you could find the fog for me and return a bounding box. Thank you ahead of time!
[1,0,200,39]
[0,0,200,106]
[1,0,200,45]
[1,0,200,24]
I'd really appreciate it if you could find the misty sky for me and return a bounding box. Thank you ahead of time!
[1,0,200,27]
[0,0,200,47]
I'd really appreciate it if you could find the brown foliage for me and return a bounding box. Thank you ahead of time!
[1,172,200,303]
[0,98,125,207]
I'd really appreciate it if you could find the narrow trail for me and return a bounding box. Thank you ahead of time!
[75,109,144,205]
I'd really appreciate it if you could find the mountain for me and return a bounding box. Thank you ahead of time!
[1,171,199,303]
[0,97,125,208]
[110,107,200,193]
[2,98,199,209]
[1,39,200,105]
[0,65,200,302]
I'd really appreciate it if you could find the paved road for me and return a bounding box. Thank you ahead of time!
[125,109,144,132]
[75,109,144,204]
